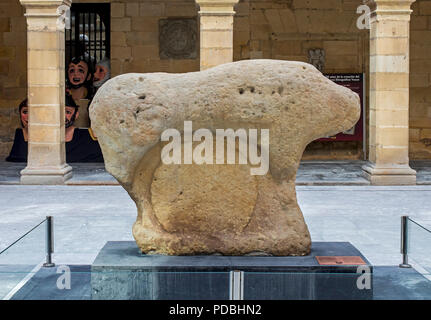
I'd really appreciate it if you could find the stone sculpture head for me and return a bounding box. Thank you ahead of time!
[93,57,111,89]
[67,56,93,90]
[90,60,360,256]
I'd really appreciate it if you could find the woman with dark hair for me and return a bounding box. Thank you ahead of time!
[6,99,28,162]
[66,55,95,103]
[6,95,104,163]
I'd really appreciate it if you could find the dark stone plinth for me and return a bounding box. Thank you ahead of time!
[91,241,373,300]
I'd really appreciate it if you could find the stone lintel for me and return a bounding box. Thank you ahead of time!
[362,162,416,185]
[195,0,239,10]
[365,0,415,25]
[195,0,238,22]
[198,11,235,16]
[365,0,416,12]
[20,0,72,31]
[20,0,71,9]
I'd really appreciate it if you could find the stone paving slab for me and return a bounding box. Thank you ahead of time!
[0,185,430,268]
[0,184,430,299]
[0,162,117,185]
[296,160,370,185]
[411,160,431,185]
[2,160,431,185]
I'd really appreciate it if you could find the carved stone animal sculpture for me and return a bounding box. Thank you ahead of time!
[90,59,360,256]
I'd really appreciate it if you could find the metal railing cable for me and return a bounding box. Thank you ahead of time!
[0,218,46,255]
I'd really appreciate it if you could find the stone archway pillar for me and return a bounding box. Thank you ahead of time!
[19,0,72,184]
[195,0,239,70]
[362,0,417,185]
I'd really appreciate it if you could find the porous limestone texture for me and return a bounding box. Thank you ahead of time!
[90,59,360,256]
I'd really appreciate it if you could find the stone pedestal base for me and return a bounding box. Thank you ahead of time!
[20,164,73,185]
[362,162,416,186]
[91,241,373,300]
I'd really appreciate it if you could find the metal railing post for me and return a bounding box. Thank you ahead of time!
[399,215,411,268]
[43,216,55,267]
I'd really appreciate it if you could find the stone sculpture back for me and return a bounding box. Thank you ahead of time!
[90,59,360,256]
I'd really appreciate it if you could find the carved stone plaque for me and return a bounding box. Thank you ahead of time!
[308,48,325,72]
[159,18,197,59]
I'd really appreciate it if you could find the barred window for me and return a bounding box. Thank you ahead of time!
[65,3,111,65]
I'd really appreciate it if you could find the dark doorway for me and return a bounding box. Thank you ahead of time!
[65,3,111,65]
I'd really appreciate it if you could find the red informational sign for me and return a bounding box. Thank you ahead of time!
[318,74,364,141]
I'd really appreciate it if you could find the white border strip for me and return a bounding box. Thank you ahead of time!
[410,257,431,282]
[2,261,44,300]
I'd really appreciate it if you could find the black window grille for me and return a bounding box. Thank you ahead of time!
[65,3,111,66]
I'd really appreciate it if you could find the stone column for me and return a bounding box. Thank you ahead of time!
[19,0,72,184]
[362,0,416,185]
[195,0,239,70]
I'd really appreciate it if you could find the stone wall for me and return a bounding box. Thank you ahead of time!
[233,0,368,159]
[234,0,366,71]
[107,0,369,160]
[1,0,431,161]
[107,0,200,76]
[0,0,26,158]
[410,1,431,159]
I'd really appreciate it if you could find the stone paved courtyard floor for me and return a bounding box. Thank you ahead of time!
[0,161,430,299]
[2,160,431,185]
[2,184,431,266]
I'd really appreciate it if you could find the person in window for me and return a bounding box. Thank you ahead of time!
[6,99,28,162]
[65,94,104,163]
[66,55,95,103]
[93,57,111,92]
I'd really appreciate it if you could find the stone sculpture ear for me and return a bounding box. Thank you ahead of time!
[90,60,360,256]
